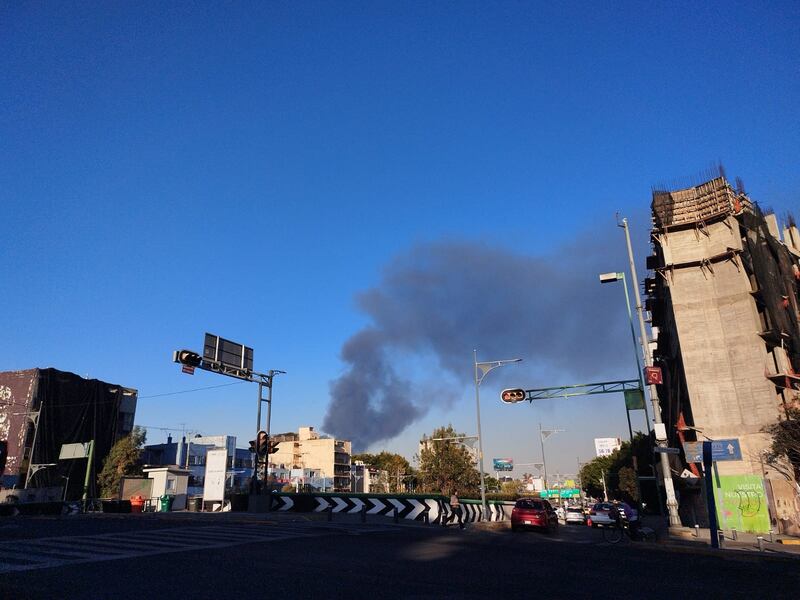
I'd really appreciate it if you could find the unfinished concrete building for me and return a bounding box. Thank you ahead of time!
[647,172,800,534]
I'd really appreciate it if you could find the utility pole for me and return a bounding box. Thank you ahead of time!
[601,469,609,501]
[540,423,548,490]
[620,217,681,526]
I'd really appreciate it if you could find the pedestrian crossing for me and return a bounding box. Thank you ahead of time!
[0,521,397,574]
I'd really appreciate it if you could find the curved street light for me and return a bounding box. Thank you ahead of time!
[474,350,522,521]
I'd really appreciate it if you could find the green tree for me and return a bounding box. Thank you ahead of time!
[763,405,800,481]
[500,480,523,495]
[352,451,416,493]
[417,425,480,496]
[484,474,500,492]
[617,466,639,502]
[578,433,652,503]
[98,427,146,498]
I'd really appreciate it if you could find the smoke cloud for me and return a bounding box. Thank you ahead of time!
[323,228,643,450]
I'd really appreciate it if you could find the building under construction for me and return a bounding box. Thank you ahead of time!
[647,170,800,534]
[0,368,137,502]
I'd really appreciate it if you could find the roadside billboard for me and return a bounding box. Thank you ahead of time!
[492,458,514,472]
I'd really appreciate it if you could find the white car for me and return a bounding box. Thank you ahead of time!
[565,506,585,524]
[588,502,638,527]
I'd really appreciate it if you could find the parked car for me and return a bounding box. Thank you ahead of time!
[511,498,558,532]
[564,506,585,524]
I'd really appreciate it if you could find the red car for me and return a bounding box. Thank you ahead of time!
[511,498,558,532]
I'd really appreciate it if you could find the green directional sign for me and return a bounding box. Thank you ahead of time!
[540,488,580,499]
[624,389,645,410]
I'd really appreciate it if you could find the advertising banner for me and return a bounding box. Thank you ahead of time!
[715,475,770,534]
[203,448,228,502]
[492,458,514,472]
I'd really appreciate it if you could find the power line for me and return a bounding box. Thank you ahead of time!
[138,381,245,399]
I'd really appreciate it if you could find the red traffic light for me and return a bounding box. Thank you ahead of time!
[500,388,526,404]
[173,349,202,367]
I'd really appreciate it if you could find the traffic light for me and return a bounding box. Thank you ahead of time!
[255,430,268,457]
[173,349,202,367]
[267,441,280,454]
[248,439,257,454]
[500,388,526,404]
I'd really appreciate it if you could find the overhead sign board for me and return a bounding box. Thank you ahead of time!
[203,333,253,372]
[683,439,742,463]
[540,489,580,499]
[493,458,514,472]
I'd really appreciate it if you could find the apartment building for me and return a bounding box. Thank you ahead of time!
[269,426,352,492]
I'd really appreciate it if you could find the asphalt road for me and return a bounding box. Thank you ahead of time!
[1,515,798,599]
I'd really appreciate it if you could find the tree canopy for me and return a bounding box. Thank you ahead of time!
[98,426,146,498]
[578,432,652,504]
[417,425,480,496]
[351,451,415,493]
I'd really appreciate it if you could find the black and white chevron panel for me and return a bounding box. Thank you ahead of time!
[268,494,512,524]
[439,501,510,523]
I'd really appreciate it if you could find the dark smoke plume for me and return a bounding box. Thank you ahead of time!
[324,227,644,449]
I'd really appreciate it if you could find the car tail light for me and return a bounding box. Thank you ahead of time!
[587,518,593,527]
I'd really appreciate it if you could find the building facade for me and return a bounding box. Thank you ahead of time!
[268,426,352,492]
[351,460,389,493]
[0,368,137,500]
[647,173,800,534]
[142,434,254,496]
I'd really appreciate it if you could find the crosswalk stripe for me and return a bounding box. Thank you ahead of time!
[0,521,399,574]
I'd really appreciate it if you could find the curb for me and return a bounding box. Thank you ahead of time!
[657,538,800,562]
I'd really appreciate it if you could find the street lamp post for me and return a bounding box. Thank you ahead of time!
[474,350,522,521]
[539,424,564,491]
[599,271,651,435]
[619,216,681,527]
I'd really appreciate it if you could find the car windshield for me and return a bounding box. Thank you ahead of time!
[515,499,543,510]
[567,507,582,513]
[594,503,613,511]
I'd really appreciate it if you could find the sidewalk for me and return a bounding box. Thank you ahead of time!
[665,524,800,558]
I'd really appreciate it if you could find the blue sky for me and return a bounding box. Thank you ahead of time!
[2,2,798,476]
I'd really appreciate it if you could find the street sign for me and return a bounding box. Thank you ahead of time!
[624,389,645,410]
[683,439,742,463]
[540,488,580,498]
[654,447,680,454]
[644,366,663,385]
[59,443,91,460]
[182,365,195,375]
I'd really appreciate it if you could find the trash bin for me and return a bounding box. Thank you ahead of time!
[159,495,174,512]
[130,495,144,514]
[188,497,202,512]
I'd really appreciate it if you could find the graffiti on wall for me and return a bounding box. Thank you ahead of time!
[715,475,770,533]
